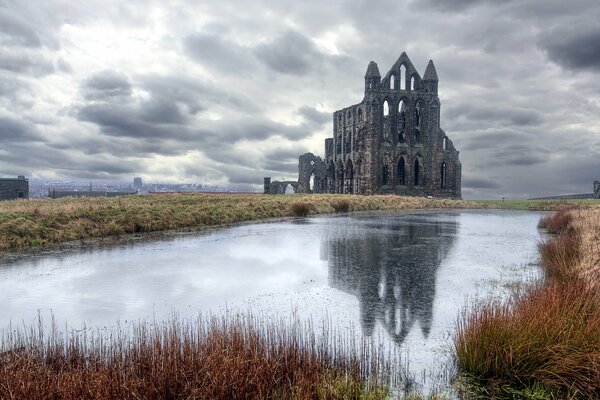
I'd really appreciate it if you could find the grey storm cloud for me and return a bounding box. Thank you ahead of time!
[264,146,311,161]
[0,50,55,76]
[539,26,600,72]
[77,102,191,140]
[254,30,323,76]
[297,106,330,125]
[0,116,45,142]
[0,10,42,48]
[0,0,599,197]
[422,0,514,12]
[83,70,133,100]
[184,33,256,74]
[462,177,501,189]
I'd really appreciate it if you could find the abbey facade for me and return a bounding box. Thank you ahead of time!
[265,52,461,198]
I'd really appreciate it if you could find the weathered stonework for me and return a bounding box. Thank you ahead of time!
[265,53,461,198]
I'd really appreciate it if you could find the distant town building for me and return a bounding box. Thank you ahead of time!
[0,176,29,200]
[48,189,136,199]
[133,177,143,188]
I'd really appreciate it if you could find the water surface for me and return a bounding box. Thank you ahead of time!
[0,209,544,390]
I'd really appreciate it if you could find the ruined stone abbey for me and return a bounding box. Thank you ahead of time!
[265,52,461,198]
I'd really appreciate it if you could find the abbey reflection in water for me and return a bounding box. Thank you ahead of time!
[322,214,458,344]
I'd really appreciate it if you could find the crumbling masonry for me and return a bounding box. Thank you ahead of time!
[265,53,461,198]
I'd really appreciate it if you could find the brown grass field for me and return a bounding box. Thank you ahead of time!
[0,193,591,254]
[455,204,600,398]
[1,194,600,398]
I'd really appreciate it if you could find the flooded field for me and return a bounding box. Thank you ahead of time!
[0,209,545,393]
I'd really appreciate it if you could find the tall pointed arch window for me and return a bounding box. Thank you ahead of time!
[397,158,405,185]
[414,158,421,186]
[441,162,447,189]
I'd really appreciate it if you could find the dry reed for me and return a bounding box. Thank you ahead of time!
[291,202,313,217]
[0,314,394,400]
[454,206,600,398]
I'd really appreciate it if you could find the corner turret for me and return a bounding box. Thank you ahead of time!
[364,61,380,93]
[423,60,438,93]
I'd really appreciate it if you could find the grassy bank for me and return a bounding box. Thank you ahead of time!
[454,205,600,398]
[0,193,592,254]
[0,315,392,400]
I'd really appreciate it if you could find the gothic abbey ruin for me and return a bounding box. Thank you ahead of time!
[265,52,461,198]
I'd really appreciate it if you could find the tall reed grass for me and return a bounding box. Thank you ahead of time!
[0,314,394,399]
[454,207,600,398]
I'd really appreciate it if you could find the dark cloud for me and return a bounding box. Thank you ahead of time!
[83,70,132,100]
[140,74,260,114]
[539,26,600,72]
[0,0,598,197]
[262,160,298,174]
[77,102,191,140]
[422,0,514,12]
[184,33,256,74]
[0,51,54,76]
[0,10,42,47]
[446,104,544,128]
[463,177,501,189]
[297,106,330,125]
[0,116,44,142]
[254,30,322,76]
[264,146,310,161]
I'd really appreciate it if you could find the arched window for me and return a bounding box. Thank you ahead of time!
[309,172,315,192]
[414,102,421,127]
[414,129,421,144]
[346,160,354,194]
[400,65,406,90]
[383,100,389,117]
[398,100,406,129]
[390,73,396,89]
[397,158,405,185]
[411,76,416,90]
[441,162,447,189]
[414,158,421,186]
[382,164,389,186]
[358,108,363,122]
[442,137,447,150]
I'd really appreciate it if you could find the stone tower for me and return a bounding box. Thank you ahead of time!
[324,52,461,197]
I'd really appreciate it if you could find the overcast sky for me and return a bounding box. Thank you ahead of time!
[1,0,599,199]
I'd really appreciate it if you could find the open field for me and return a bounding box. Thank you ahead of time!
[0,193,596,253]
[454,204,600,398]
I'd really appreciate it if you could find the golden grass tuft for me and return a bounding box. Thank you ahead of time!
[0,315,392,400]
[537,207,575,234]
[290,201,313,217]
[455,280,600,398]
[455,206,600,398]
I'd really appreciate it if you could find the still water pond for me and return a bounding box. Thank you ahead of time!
[0,210,544,388]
